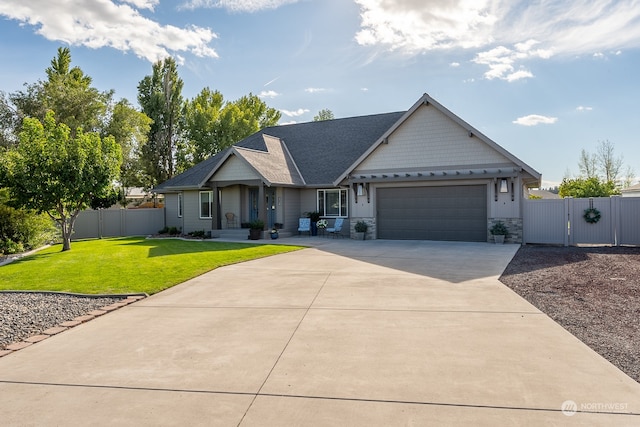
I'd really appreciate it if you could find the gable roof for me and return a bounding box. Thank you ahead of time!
[213,135,306,187]
[154,111,405,191]
[335,93,541,186]
[154,93,541,192]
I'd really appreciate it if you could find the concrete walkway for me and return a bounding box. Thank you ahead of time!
[1,239,639,426]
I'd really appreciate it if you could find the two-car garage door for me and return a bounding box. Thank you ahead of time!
[377,185,487,241]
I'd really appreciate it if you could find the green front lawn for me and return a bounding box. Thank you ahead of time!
[0,237,303,295]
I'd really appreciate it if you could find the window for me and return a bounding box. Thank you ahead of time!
[200,191,213,218]
[177,193,183,218]
[317,189,348,217]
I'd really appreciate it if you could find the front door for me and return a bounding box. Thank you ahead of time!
[266,188,277,228]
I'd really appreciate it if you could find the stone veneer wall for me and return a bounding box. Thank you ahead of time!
[350,217,376,240]
[488,218,522,243]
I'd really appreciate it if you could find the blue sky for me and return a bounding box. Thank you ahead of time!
[1,0,639,188]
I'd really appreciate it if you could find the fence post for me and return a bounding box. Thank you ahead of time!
[611,195,620,246]
[564,197,570,246]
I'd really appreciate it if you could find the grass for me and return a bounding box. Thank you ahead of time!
[0,237,303,295]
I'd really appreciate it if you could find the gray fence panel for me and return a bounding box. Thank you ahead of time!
[72,210,100,240]
[124,209,165,236]
[102,210,123,237]
[72,208,165,240]
[523,199,567,245]
[570,198,614,245]
[619,197,640,245]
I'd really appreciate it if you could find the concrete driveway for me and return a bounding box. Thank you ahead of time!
[1,239,639,426]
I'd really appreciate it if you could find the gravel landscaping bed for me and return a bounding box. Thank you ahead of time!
[500,245,640,383]
[0,292,125,349]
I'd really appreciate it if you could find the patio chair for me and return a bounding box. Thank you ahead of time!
[326,218,344,238]
[225,212,238,228]
[297,217,311,236]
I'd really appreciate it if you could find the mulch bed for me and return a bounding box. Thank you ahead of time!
[500,245,640,383]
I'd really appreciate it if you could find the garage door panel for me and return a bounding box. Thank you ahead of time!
[377,185,487,241]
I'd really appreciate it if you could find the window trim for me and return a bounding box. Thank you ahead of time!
[199,191,213,219]
[317,188,348,217]
[177,193,183,218]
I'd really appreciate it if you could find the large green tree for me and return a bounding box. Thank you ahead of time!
[8,47,111,136]
[179,90,281,170]
[137,57,184,186]
[1,112,121,251]
[102,99,152,189]
[1,48,147,191]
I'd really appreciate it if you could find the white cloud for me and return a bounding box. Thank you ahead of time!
[354,0,640,80]
[450,62,460,67]
[181,0,298,12]
[0,0,218,63]
[576,106,593,112]
[258,90,280,98]
[305,87,326,93]
[121,0,158,10]
[472,39,550,81]
[512,115,558,126]
[281,108,309,117]
[361,87,369,91]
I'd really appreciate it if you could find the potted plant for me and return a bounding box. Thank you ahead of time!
[354,220,368,240]
[316,219,328,236]
[307,211,321,236]
[490,221,509,244]
[270,225,279,239]
[248,219,264,240]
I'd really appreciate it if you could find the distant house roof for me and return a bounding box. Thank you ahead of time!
[154,111,405,191]
[621,182,640,196]
[529,189,561,199]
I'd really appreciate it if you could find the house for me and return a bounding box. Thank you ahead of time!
[153,93,541,242]
[528,189,560,199]
[621,183,640,197]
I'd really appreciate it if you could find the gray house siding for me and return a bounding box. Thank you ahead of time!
[282,187,301,232]
[182,190,214,234]
[164,193,182,230]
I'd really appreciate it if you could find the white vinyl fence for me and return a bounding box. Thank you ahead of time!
[523,196,640,246]
[72,208,165,240]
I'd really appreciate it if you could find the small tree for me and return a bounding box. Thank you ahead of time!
[558,177,620,198]
[313,109,335,121]
[2,112,121,251]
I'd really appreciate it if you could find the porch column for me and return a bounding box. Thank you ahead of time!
[212,184,221,230]
[258,184,266,228]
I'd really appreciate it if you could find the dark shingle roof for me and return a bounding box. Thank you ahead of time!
[154,111,405,191]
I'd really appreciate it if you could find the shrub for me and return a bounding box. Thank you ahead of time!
[188,230,206,238]
[490,221,509,236]
[167,226,180,235]
[249,220,264,230]
[0,204,57,255]
[0,239,24,255]
[158,226,169,234]
[354,221,368,232]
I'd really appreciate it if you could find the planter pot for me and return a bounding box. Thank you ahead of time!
[493,235,505,244]
[270,232,279,240]
[249,229,262,240]
[354,231,365,240]
[311,222,318,236]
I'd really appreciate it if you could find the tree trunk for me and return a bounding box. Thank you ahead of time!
[57,210,80,251]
